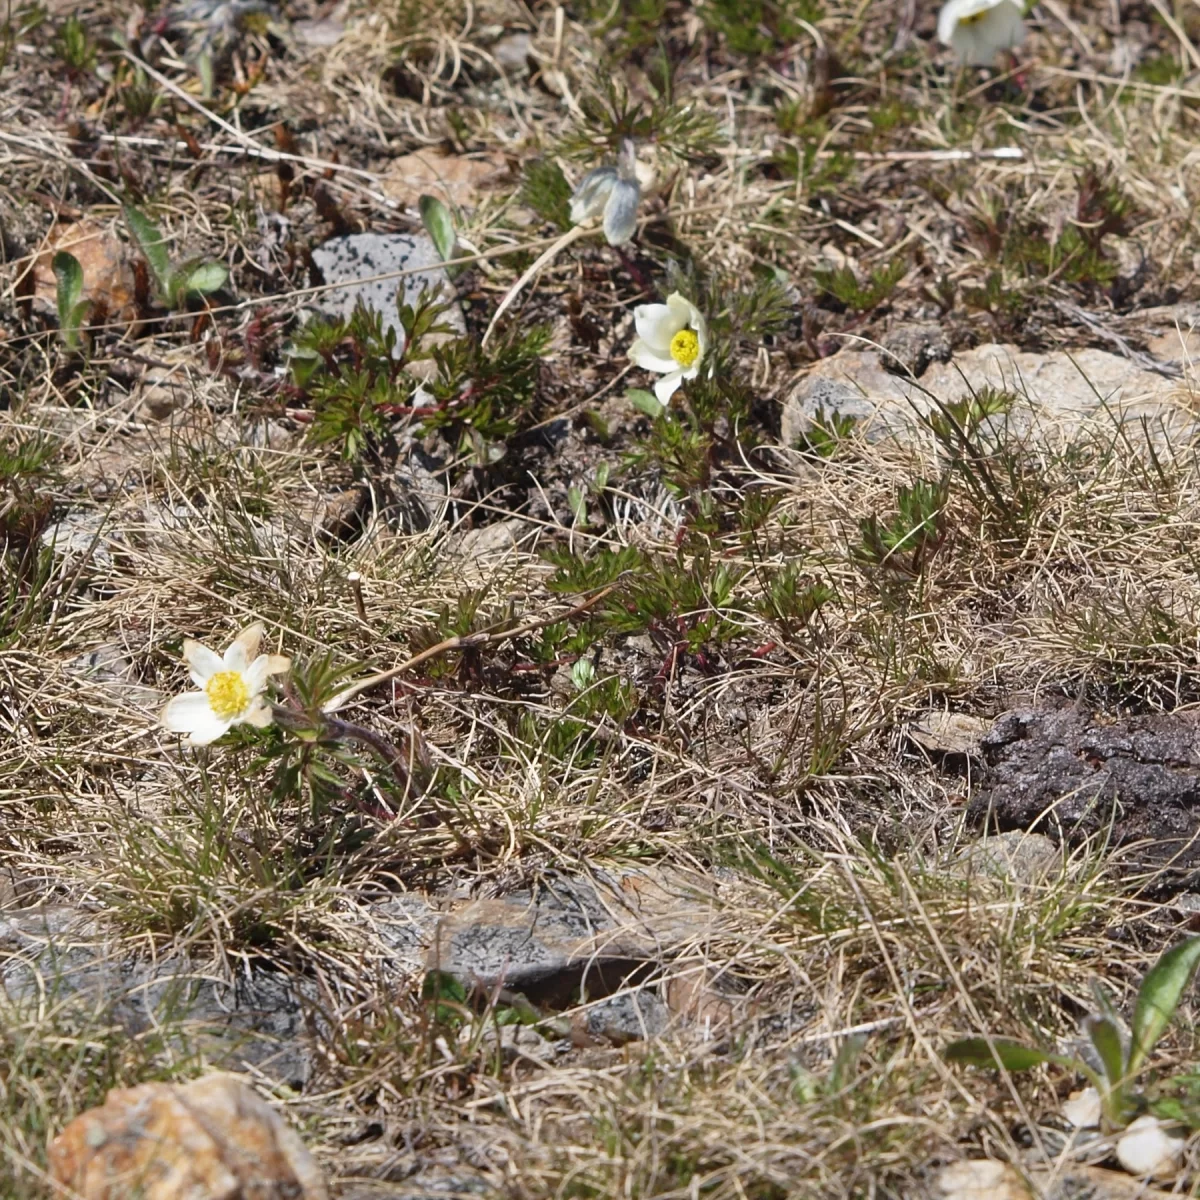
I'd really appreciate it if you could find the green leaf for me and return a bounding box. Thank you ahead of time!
[1128,936,1200,1078]
[123,205,171,291]
[419,194,457,267]
[943,1037,1054,1072]
[628,389,663,419]
[421,969,467,1005]
[175,260,228,300]
[52,250,83,319]
[1084,1015,1127,1090]
[829,1032,868,1092]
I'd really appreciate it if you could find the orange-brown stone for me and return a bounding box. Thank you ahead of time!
[47,1072,328,1200]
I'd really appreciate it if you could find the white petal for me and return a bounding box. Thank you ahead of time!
[242,656,271,694]
[161,691,214,734]
[951,25,989,64]
[938,0,994,44]
[665,292,702,331]
[241,697,275,729]
[184,711,235,746]
[182,640,223,686]
[992,2,1026,49]
[1062,1088,1101,1130]
[225,622,263,672]
[629,339,680,374]
[1116,1116,1184,1179]
[570,167,616,224]
[634,303,681,354]
[603,178,640,245]
[653,371,684,404]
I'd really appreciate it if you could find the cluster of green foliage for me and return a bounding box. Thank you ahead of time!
[948,936,1200,1131]
[0,435,57,647]
[54,14,95,76]
[855,478,947,576]
[700,0,823,56]
[520,158,573,230]
[559,73,720,164]
[289,294,549,468]
[124,206,229,309]
[770,124,854,194]
[813,256,907,313]
[964,168,1135,293]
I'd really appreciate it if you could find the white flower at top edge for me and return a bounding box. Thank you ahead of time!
[937,0,1026,66]
[628,292,709,404]
[569,138,641,246]
[160,622,291,746]
[1115,1115,1185,1179]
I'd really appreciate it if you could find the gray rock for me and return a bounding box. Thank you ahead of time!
[40,510,115,571]
[781,344,1198,448]
[933,1159,1179,1200]
[491,31,533,73]
[378,866,725,993]
[880,322,952,377]
[309,234,465,358]
[63,644,163,710]
[909,711,992,758]
[584,989,669,1044]
[952,832,1061,887]
[0,907,313,1087]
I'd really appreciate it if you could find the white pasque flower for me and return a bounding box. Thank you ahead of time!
[160,622,290,746]
[1116,1114,1185,1179]
[628,292,709,404]
[569,138,641,246]
[937,0,1026,66]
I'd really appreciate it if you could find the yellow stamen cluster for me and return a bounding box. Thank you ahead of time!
[670,329,700,369]
[206,670,250,719]
[958,9,989,24]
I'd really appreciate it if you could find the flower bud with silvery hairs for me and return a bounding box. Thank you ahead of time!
[568,138,641,246]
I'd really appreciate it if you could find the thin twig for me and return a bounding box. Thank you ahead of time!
[322,584,618,713]
[481,223,592,347]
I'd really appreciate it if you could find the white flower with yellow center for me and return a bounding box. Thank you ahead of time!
[160,622,290,746]
[628,292,709,404]
[937,0,1026,66]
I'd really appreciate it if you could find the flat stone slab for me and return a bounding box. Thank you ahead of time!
[372,864,727,991]
[969,705,1200,878]
[781,343,1199,448]
[308,233,465,356]
[0,907,313,1087]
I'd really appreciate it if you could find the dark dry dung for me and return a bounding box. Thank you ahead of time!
[969,705,1200,882]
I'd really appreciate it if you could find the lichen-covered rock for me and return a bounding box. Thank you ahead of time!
[781,344,1196,448]
[47,1072,328,1200]
[308,233,464,357]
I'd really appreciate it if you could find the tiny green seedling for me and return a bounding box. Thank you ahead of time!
[51,251,91,353]
[419,194,461,279]
[945,936,1200,1128]
[124,205,228,309]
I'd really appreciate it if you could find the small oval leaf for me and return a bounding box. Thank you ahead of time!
[943,1037,1051,1072]
[419,194,457,265]
[628,389,663,419]
[52,250,84,318]
[1083,1014,1127,1090]
[179,261,228,298]
[123,204,171,289]
[1128,936,1200,1078]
